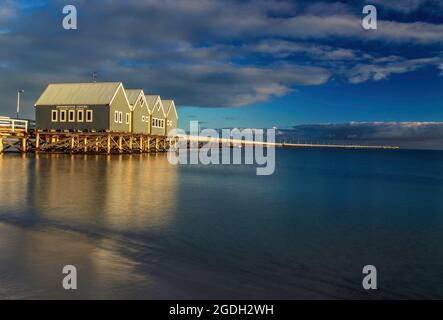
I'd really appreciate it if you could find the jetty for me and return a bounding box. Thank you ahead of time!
[0,81,400,154]
[1,117,400,154]
[0,118,172,154]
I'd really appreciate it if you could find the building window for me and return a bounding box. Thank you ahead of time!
[68,110,75,122]
[60,110,67,122]
[77,110,84,122]
[86,110,93,122]
[142,115,145,122]
[114,111,119,123]
[126,113,130,124]
[119,112,123,123]
[51,110,58,122]
[140,97,144,105]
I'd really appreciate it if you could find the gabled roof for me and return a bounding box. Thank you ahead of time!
[145,95,166,116]
[125,89,144,106]
[145,95,160,111]
[125,89,149,113]
[162,99,178,119]
[35,82,123,106]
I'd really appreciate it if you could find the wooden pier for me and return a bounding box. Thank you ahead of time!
[0,117,175,154]
[1,117,400,154]
[1,131,174,154]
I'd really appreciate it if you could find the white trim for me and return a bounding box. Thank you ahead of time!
[167,101,179,120]
[68,109,75,122]
[59,110,67,122]
[51,110,58,122]
[151,117,167,129]
[114,111,119,123]
[77,109,84,122]
[126,113,130,125]
[86,110,93,122]
[109,83,125,106]
[119,111,123,124]
[110,83,132,114]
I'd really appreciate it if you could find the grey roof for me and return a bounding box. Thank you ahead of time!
[162,100,173,114]
[145,95,160,112]
[35,82,122,106]
[125,89,143,105]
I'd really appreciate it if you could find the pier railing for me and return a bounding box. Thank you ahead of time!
[0,117,30,134]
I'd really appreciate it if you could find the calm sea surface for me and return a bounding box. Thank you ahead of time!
[0,149,443,299]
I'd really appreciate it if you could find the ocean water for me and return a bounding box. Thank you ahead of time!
[0,149,443,299]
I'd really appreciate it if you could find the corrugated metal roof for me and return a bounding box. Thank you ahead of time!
[35,82,122,106]
[145,95,160,112]
[125,89,143,105]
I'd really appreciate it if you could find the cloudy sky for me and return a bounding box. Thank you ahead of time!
[1,0,443,148]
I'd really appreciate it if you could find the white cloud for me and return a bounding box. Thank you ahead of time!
[0,0,442,113]
[346,57,442,84]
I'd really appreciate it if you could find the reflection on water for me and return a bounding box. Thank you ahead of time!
[0,153,177,231]
[1,150,443,299]
[0,153,180,299]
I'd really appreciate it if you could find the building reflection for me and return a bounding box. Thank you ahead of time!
[0,153,179,231]
[0,153,179,298]
[103,153,179,230]
[0,154,30,213]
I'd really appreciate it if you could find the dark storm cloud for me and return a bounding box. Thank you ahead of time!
[277,122,443,149]
[0,0,442,118]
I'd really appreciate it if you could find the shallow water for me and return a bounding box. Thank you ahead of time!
[0,149,443,299]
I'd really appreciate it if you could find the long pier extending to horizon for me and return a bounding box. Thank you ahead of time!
[183,135,399,150]
[0,117,399,154]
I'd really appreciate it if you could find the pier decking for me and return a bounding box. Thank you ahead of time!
[1,117,400,154]
[0,117,174,153]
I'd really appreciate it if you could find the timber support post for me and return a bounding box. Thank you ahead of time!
[71,137,75,152]
[84,137,88,153]
[107,135,111,154]
[35,133,40,151]
[118,136,123,153]
[0,137,3,153]
[21,138,27,153]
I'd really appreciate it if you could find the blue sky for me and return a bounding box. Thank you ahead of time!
[0,0,443,146]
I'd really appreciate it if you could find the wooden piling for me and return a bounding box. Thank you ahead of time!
[107,135,111,154]
[0,137,3,153]
[21,138,27,153]
[35,133,40,151]
[118,136,123,153]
